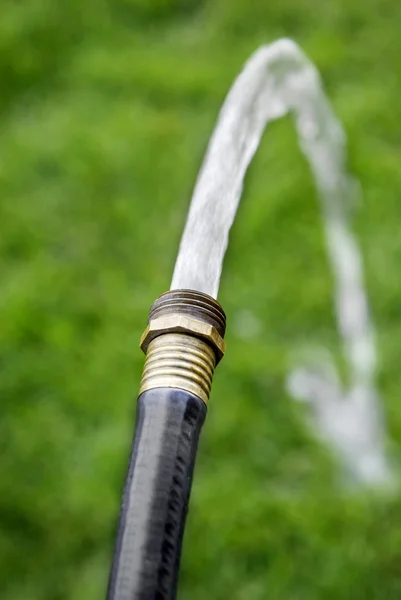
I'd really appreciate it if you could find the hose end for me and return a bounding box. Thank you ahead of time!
[139,290,226,404]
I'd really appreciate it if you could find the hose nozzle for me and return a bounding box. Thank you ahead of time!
[139,289,226,404]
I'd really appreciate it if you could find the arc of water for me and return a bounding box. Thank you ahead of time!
[171,39,392,486]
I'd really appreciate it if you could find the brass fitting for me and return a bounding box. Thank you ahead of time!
[140,313,225,363]
[139,290,226,404]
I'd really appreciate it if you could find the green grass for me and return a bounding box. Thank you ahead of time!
[2,1,401,598]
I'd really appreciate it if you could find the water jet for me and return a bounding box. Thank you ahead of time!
[107,38,392,600]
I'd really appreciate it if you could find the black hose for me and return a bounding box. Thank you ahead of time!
[107,387,207,600]
[107,289,226,600]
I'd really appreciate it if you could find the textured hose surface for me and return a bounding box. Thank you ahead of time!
[107,388,207,600]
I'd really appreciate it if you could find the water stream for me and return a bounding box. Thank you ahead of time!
[171,39,393,486]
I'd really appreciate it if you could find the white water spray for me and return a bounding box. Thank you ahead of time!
[171,39,393,486]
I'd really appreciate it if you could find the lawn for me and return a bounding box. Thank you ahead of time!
[2,1,401,598]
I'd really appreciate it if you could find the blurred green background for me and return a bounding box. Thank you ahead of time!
[2,0,401,598]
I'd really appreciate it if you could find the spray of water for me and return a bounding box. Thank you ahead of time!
[171,39,393,486]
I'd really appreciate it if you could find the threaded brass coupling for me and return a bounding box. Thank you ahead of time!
[139,290,227,404]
